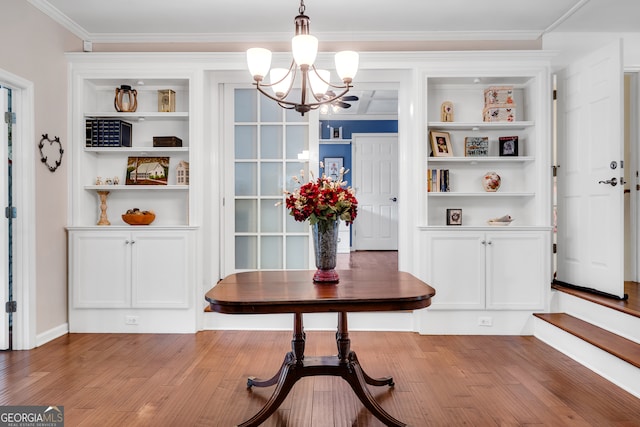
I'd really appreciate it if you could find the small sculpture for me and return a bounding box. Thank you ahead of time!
[441,101,454,122]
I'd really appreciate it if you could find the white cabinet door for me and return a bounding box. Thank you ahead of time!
[423,231,485,309]
[131,231,191,308]
[70,231,131,308]
[485,232,548,310]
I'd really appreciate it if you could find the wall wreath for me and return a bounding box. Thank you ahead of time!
[38,134,64,172]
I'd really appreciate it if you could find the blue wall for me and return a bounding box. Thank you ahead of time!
[319,120,397,187]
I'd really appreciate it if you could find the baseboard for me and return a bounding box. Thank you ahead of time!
[36,323,69,347]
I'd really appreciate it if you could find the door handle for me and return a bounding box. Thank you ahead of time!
[389,197,397,202]
[598,177,618,187]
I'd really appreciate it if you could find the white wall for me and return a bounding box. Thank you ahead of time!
[0,0,80,341]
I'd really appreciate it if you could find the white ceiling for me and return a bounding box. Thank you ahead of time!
[27,0,640,117]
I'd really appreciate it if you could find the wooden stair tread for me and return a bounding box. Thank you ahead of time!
[534,313,640,369]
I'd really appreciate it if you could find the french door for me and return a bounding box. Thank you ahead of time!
[223,85,316,275]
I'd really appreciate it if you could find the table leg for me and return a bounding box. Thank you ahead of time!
[239,312,405,427]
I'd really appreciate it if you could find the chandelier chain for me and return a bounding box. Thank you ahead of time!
[299,0,305,15]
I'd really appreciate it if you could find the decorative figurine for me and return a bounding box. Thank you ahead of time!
[441,101,454,122]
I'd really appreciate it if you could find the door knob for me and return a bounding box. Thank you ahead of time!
[389,197,397,202]
[598,177,618,187]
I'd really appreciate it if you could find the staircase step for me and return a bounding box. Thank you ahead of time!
[534,313,640,369]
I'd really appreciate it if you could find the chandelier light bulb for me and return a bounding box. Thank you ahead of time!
[335,51,359,83]
[292,34,318,67]
[270,68,292,98]
[309,69,330,97]
[247,48,272,81]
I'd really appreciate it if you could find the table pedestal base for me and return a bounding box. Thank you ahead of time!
[239,312,406,427]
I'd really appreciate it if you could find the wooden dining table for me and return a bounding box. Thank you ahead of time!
[205,269,436,427]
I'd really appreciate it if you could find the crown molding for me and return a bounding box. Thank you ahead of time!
[27,0,90,40]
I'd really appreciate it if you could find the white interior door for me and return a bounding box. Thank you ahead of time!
[556,39,626,299]
[352,133,398,250]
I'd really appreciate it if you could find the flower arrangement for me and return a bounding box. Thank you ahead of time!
[284,164,358,226]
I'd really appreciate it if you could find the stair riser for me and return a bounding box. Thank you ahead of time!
[533,317,640,399]
[552,290,640,344]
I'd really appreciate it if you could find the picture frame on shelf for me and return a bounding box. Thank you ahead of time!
[446,208,462,226]
[126,156,170,185]
[499,136,519,156]
[330,126,342,139]
[323,157,344,180]
[430,131,453,157]
[464,137,489,157]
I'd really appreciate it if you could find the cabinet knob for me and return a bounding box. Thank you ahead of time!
[487,241,492,245]
[481,240,486,245]
[125,240,130,244]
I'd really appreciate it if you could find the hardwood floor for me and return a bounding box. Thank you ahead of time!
[1,251,639,426]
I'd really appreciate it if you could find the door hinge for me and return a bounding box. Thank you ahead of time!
[4,112,15,124]
[4,206,16,219]
[553,89,557,100]
[5,301,16,313]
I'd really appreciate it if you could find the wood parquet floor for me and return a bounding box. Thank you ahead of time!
[1,251,639,426]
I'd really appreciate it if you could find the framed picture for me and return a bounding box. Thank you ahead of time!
[126,157,169,185]
[430,131,453,157]
[446,208,462,226]
[330,126,342,139]
[499,136,519,156]
[323,157,344,180]
[464,137,489,157]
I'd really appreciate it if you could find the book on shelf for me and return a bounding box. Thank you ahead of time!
[85,119,132,147]
[427,169,450,192]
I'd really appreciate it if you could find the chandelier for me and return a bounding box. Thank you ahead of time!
[246,0,359,116]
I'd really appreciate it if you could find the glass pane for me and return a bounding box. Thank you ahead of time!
[235,126,257,159]
[261,199,282,233]
[235,162,257,196]
[235,236,257,269]
[286,213,308,233]
[286,162,308,192]
[260,236,283,269]
[260,125,283,159]
[260,162,283,196]
[286,125,308,159]
[286,236,309,269]
[260,95,282,122]
[235,89,257,122]
[235,200,257,232]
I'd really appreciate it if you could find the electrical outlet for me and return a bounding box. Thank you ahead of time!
[478,316,492,326]
[125,315,139,325]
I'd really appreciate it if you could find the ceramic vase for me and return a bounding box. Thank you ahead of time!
[312,220,340,283]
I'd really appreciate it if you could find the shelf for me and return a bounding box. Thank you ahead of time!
[84,112,189,121]
[428,121,534,131]
[85,147,188,154]
[427,192,535,197]
[85,185,189,191]
[428,156,533,163]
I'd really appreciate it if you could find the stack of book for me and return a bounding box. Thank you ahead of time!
[85,119,132,147]
[427,169,450,192]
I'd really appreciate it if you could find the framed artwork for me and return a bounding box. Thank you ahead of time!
[464,137,489,157]
[330,126,343,139]
[430,131,453,157]
[126,157,169,185]
[446,208,462,226]
[499,136,519,156]
[323,157,344,180]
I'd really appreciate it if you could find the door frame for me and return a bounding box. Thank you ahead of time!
[627,68,640,282]
[0,68,36,350]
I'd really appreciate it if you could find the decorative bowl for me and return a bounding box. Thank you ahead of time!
[122,212,156,225]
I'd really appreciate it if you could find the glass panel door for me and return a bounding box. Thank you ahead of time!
[230,87,311,272]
